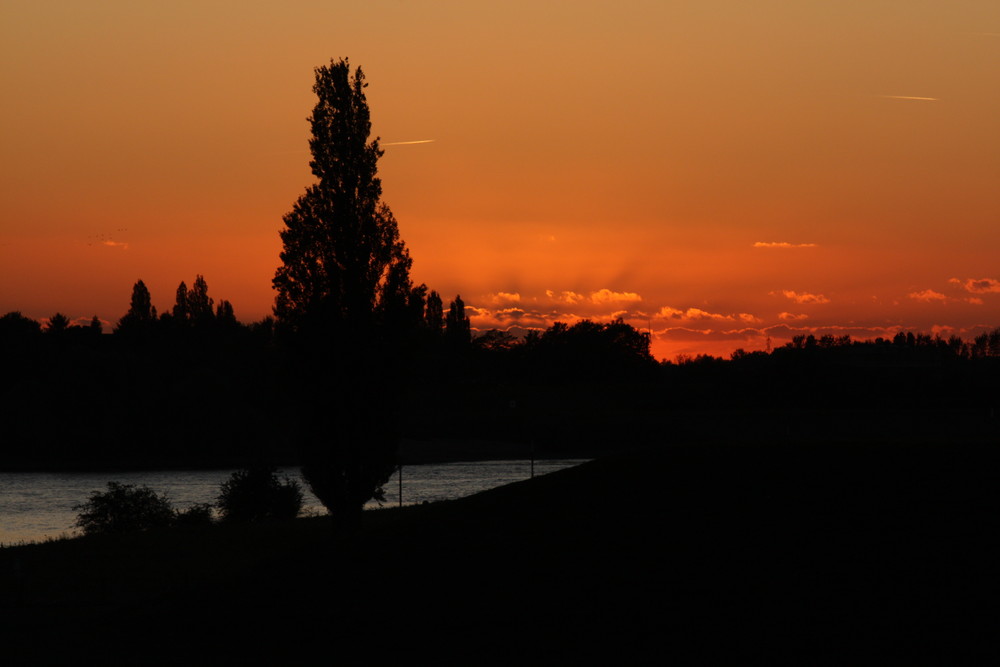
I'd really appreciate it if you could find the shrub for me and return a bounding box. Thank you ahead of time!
[74,482,175,536]
[174,502,215,526]
[216,467,304,522]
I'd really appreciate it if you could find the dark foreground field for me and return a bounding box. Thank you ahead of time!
[3,441,998,664]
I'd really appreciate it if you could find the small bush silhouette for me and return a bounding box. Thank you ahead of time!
[174,502,215,526]
[217,467,304,522]
[74,482,175,536]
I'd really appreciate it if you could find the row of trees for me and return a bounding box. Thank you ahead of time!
[722,328,1000,365]
[0,284,472,350]
[6,299,999,366]
[116,275,236,334]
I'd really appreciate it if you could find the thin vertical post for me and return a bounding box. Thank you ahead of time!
[398,463,403,508]
[530,440,535,479]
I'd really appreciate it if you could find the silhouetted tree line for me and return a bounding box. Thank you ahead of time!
[2,292,999,470]
[0,277,287,471]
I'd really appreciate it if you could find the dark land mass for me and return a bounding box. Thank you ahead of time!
[3,441,997,664]
[3,328,999,471]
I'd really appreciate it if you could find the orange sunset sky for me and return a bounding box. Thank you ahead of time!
[2,1,998,360]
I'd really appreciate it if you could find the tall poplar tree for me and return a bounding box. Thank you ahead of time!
[116,279,156,335]
[273,58,412,340]
[272,58,419,520]
[445,295,471,347]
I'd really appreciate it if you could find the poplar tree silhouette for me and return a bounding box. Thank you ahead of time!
[173,281,189,322]
[425,290,444,335]
[272,58,421,521]
[187,275,214,325]
[445,295,471,347]
[116,279,156,334]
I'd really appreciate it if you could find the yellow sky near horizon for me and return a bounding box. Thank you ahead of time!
[2,1,998,359]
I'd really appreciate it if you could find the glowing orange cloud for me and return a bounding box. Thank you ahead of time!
[950,278,1000,294]
[775,290,830,305]
[909,290,947,302]
[656,307,758,323]
[489,292,521,305]
[589,289,642,304]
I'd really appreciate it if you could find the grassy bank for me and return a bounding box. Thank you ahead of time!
[3,441,998,664]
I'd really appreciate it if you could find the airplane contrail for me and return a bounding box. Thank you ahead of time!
[382,139,436,146]
[880,95,938,101]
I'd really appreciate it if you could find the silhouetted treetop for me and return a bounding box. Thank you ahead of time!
[272,57,412,340]
[187,275,214,324]
[216,299,236,326]
[45,313,71,335]
[0,311,42,341]
[173,281,189,322]
[445,295,471,347]
[116,280,156,334]
[474,328,518,352]
[425,290,444,335]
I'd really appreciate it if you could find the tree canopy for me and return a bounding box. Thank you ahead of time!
[116,280,156,334]
[272,58,414,343]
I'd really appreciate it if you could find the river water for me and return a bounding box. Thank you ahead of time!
[0,459,587,546]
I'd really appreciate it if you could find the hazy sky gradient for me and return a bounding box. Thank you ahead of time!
[2,1,998,358]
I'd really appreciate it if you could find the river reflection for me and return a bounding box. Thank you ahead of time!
[0,459,586,545]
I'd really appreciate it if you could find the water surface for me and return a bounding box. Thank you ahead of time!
[0,459,586,545]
